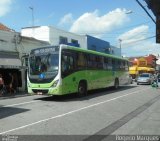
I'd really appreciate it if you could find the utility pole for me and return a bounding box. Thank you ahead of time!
[29,7,34,27]
[119,39,122,57]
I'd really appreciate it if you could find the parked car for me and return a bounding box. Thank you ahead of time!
[137,73,154,85]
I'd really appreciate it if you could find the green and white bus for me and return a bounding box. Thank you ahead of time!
[27,44,130,96]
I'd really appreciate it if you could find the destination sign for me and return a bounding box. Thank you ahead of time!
[33,47,58,55]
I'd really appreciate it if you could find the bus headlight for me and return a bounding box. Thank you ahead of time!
[52,80,59,87]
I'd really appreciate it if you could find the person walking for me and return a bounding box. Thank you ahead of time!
[12,73,18,93]
[154,71,159,88]
[8,73,14,94]
[0,74,5,96]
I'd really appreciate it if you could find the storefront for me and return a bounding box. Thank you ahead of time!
[138,67,155,74]
[0,54,26,92]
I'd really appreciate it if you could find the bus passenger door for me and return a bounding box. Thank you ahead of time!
[61,51,77,94]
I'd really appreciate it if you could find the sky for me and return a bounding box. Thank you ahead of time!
[0,0,160,57]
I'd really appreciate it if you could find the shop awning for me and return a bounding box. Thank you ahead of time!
[138,67,155,72]
[129,66,137,71]
[147,68,155,72]
[138,67,148,71]
[0,58,22,69]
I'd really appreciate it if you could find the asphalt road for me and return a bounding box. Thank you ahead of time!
[0,84,160,141]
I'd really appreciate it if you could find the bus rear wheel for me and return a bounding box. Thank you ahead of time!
[78,81,87,97]
[114,78,119,89]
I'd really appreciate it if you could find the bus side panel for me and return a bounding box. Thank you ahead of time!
[28,69,128,96]
[60,69,128,95]
[60,70,110,95]
[87,70,114,89]
[60,70,88,95]
[117,71,130,85]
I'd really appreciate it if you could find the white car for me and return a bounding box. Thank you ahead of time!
[137,73,154,85]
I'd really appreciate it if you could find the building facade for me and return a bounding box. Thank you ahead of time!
[21,26,86,48]
[129,54,157,79]
[21,26,120,56]
[0,24,49,92]
[0,24,121,92]
[85,35,110,53]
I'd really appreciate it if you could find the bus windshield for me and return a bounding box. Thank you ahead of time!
[29,53,59,78]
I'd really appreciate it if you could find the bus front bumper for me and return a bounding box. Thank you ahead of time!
[28,86,63,96]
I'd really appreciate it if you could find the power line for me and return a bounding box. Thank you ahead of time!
[135,0,156,24]
[122,35,156,45]
[77,21,153,35]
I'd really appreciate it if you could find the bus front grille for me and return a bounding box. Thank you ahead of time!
[32,89,48,94]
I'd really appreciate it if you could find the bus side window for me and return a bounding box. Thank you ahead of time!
[112,59,115,70]
[108,58,112,70]
[115,60,117,70]
[77,52,86,69]
[122,61,125,70]
[116,60,121,70]
[104,57,108,70]
[118,60,121,70]
[62,55,67,73]
[87,54,92,69]
[120,61,123,70]
[125,61,129,71]
[97,56,103,69]
[62,54,74,75]
[87,54,97,69]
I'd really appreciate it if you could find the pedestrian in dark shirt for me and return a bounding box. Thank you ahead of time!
[8,73,18,94]
[12,73,18,93]
[0,74,4,95]
[153,71,159,88]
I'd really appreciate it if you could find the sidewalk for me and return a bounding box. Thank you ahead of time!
[0,91,30,99]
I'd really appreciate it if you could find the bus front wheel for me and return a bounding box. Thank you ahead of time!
[78,81,87,97]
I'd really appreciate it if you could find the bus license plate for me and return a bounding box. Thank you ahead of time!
[37,92,43,95]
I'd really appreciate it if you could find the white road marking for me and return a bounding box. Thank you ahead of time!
[0,87,151,135]
[3,101,39,107]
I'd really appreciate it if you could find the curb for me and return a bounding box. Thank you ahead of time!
[0,93,30,100]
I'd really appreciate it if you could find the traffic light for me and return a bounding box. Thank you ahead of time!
[156,16,160,43]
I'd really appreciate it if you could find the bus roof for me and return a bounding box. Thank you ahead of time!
[30,45,128,61]
[63,45,128,61]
